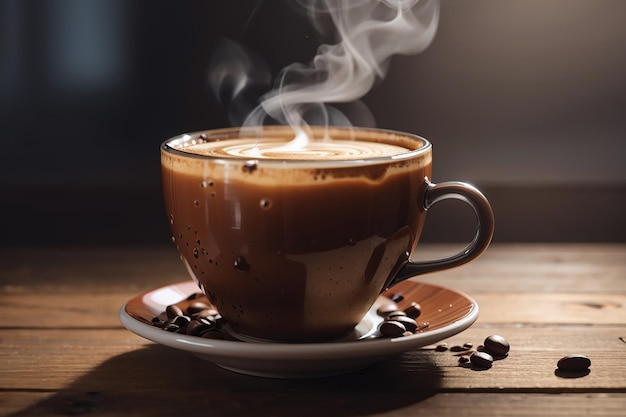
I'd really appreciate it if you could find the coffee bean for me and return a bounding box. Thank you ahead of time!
[459,356,470,364]
[191,309,219,319]
[379,320,407,338]
[483,335,510,357]
[162,323,180,332]
[171,315,191,327]
[187,301,213,314]
[186,319,214,336]
[165,304,184,319]
[463,342,474,349]
[376,302,399,317]
[435,343,448,352]
[557,355,591,372]
[389,315,418,332]
[470,351,493,369]
[152,320,165,328]
[386,310,408,320]
[404,302,421,319]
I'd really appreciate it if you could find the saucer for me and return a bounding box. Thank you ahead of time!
[119,280,478,378]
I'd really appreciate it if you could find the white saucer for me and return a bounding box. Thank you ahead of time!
[119,280,478,378]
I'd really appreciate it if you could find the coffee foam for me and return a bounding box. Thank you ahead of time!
[182,139,410,160]
[162,128,432,185]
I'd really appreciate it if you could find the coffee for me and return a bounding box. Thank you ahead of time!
[161,126,494,342]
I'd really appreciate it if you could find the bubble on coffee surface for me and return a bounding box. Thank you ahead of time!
[259,199,272,209]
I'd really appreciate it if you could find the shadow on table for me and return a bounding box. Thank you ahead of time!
[10,344,444,416]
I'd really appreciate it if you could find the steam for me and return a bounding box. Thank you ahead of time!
[208,0,440,142]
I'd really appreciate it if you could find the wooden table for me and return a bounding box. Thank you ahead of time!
[1,244,625,416]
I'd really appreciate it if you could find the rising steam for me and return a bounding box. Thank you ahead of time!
[208,0,440,142]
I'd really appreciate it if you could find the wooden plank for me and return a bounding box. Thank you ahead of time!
[472,293,626,325]
[1,327,625,392]
[0,293,131,328]
[0,246,185,293]
[2,392,626,417]
[414,243,626,294]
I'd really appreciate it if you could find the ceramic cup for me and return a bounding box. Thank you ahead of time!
[161,126,494,342]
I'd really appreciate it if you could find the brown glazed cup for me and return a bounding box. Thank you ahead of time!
[161,126,494,342]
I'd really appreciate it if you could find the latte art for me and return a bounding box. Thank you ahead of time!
[183,139,409,160]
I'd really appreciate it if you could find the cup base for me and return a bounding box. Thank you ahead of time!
[222,313,380,344]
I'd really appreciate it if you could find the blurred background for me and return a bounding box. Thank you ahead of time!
[1,0,625,246]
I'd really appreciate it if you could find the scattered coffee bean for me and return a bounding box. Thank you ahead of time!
[557,355,591,372]
[379,320,407,338]
[376,302,399,317]
[165,304,184,319]
[386,310,408,320]
[162,323,180,332]
[152,320,165,329]
[152,295,225,338]
[187,301,213,314]
[388,316,418,333]
[172,315,191,327]
[435,343,448,352]
[470,351,493,369]
[458,356,470,364]
[185,319,214,336]
[154,294,431,341]
[463,342,473,349]
[404,302,421,319]
[483,335,510,357]
[192,308,219,318]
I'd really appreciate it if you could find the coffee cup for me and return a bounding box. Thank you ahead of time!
[161,125,494,342]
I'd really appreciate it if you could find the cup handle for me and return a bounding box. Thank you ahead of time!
[387,179,495,287]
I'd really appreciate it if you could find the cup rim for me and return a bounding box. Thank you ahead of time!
[161,125,431,167]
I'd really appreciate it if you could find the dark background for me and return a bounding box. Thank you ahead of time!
[1,0,625,246]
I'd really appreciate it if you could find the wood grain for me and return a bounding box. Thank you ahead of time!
[2,327,625,391]
[1,244,625,416]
